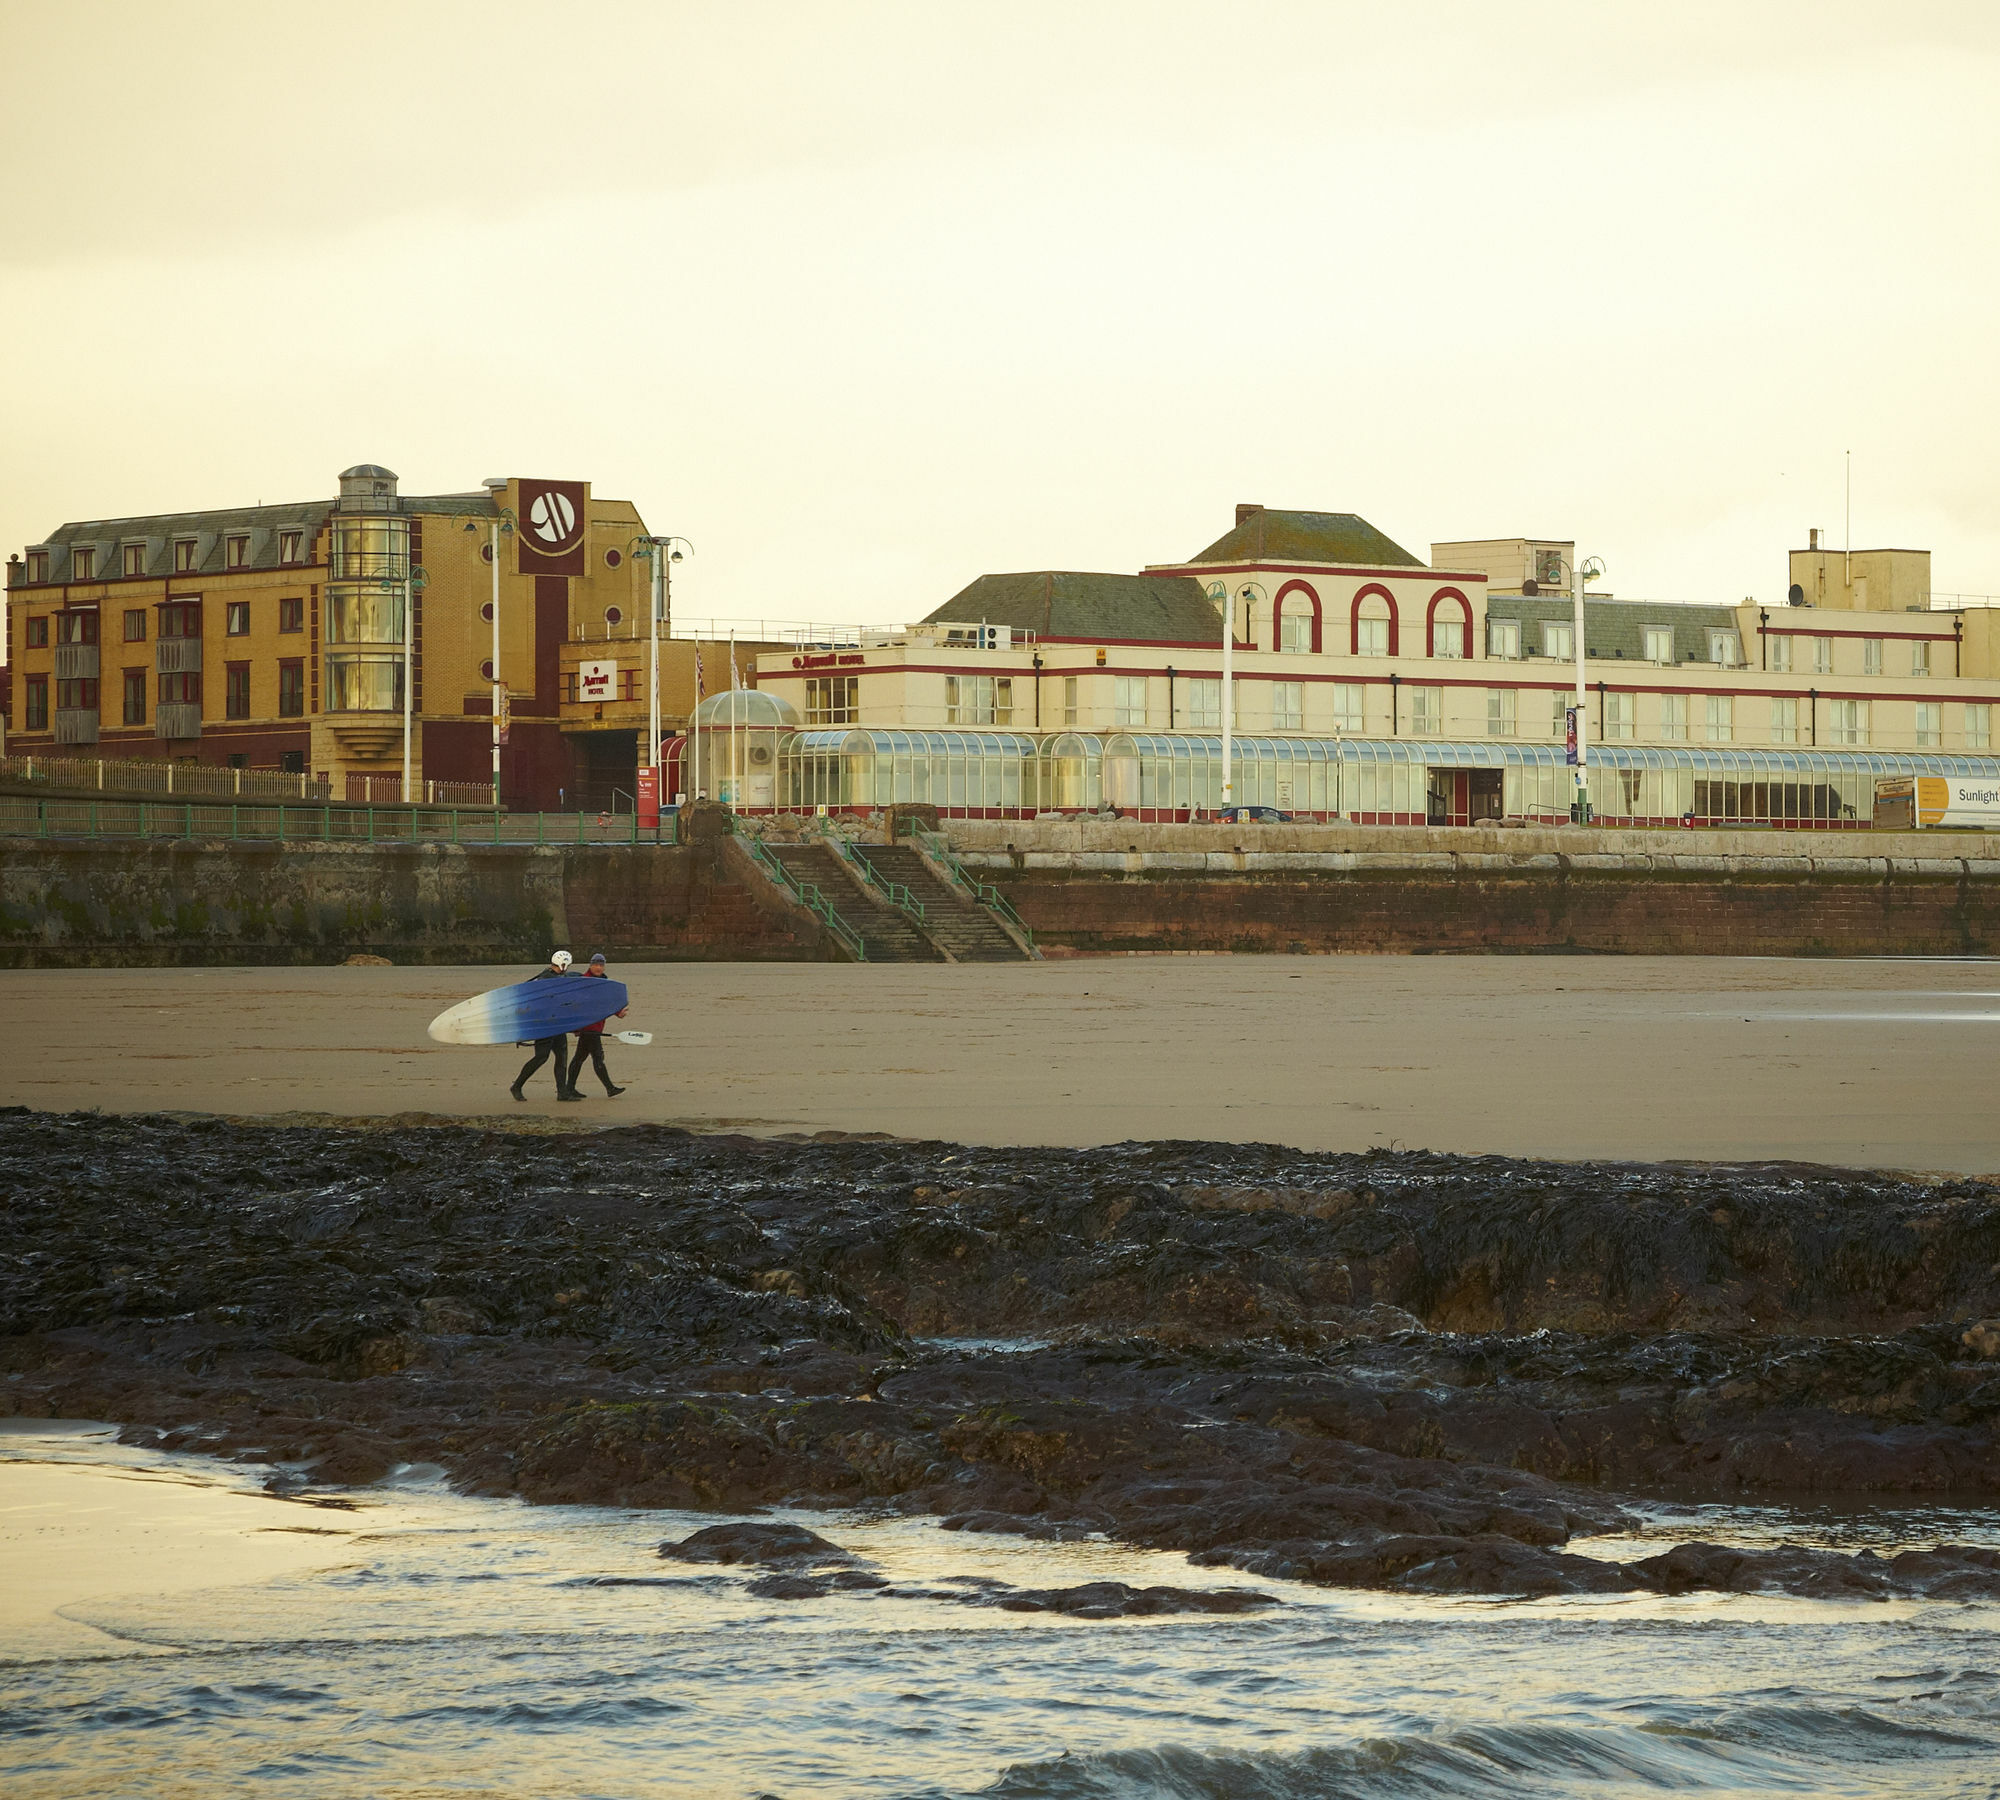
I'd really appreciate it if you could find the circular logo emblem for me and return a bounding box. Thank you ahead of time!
[529,489,576,545]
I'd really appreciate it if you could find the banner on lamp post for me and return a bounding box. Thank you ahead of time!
[1564,707,1579,766]
[497,686,511,746]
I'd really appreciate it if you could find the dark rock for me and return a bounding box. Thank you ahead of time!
[660,1521,852,1565]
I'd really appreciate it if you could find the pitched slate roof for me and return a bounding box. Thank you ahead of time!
[1488,595,1743,662]
[1180,508,1424,569]
[925,571,1222,642]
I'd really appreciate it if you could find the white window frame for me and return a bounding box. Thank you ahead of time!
[1431,617,1464,659]
[1486,688,1516,736]
[1408,686,1442,735]
[1542,621,1573,660]
[1965,703,1991,750]
[1331,683,1363,733]
[1829,698,1870,746]
[1768,635,1792,673]
[1487,620,1520,660]
[1911,639,1930,677]
[1643,626,1674,665]
[1278,609,1311,654]
[1705,694,1733,742]
[1113,676,1147,727]
[1270,680,1303,731]
[1658,693,1687,741]
[1185,678,1221,731]
[1708,630,1741,666]
[1813,636,1834,674]
[1862,638,1883,676]
[1914,701,1942,748]
[1602,692,1634,740]
[1770,696,1799,744]
[1355,616,1389,658]
[1063,675,1078,727]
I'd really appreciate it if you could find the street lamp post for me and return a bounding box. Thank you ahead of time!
[630,535,689,825]
[380,564,427,802]
[1553,553,1604,822]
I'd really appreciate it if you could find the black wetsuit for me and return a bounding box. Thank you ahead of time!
[512,967,574,1098]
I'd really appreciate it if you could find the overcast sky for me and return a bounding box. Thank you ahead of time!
[4,0,1998,631]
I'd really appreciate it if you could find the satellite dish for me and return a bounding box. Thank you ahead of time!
[1787,582,1805,606]
[1521,578,1540,597]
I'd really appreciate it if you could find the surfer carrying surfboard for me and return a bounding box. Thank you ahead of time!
[566,952,628,1098]
[510,950,584,1103]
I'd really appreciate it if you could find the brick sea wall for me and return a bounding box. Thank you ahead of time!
[0,836,833,968]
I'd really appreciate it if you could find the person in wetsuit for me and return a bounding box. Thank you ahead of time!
[565,952,628,1097]
[511,950,583,1102]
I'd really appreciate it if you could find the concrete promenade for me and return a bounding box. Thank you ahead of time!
[1,956,1994,1172]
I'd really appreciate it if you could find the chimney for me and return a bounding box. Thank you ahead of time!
[1809,527,1820,550]
[1235,502,1262,528]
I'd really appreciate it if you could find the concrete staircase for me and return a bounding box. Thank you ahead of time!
[852,844,1033,962]
[765,843,944,962]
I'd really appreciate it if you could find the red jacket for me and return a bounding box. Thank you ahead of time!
[579,966,618,1035]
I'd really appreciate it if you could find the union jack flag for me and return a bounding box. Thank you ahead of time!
[694,645,705,699]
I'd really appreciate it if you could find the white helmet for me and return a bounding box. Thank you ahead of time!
[551,950,573,970]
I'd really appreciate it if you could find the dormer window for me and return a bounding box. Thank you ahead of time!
[174,539,197,572]
[25,551,47,584]
[123,544,147,577]
[279,530,303,564]
[226,536,249,569]
[71,546,96,581]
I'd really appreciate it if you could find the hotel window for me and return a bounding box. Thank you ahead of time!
[1185,678,1221,730]
[1487,620,1520,659]
[158,669,202,708]
[1862,637,1883,676]
[1828,698,1869,745]
[1965,704,1992,750]
[1431,617,1464,658]
[279,659,306,718]
[1915,702,1942,748]
[279,595,304,633]
[57,609,98,644]
[226,601,251,636]
[1553,691,1571,737]
[123,668,147,725]
[1768,635,1792,673]
[226,536,249,569]
[1486,688,1516,736]
[1408,686,1441,735]
[56,677,99,711]
[803,675,857,725]
[1602,692,1634,739]
[1062,675,1078,726]
[944,674,1011,726]
[1708,630,1741,666]
[25,551,48,584]
[26,615,49,647]
[159,600,201,638]
[1355,616,1389,657]
[123,608,147,641]
[1113,676,1148,726]
[1911,639,1930,676]
[71,545,96,581]
[1705,694,1733,742]
[1279,607,1311,653]
[279,530,303,564]
[1813,636,1834,674]
[1270,681,1303,731]
[1542,621,1573,660]
[1770,697,1799,744]
[123,543,147,577]
[24,676,48,730]
[225,663,252,719]
[1643,626,1674,664]
[1331,683,1364,733]
[1658,693,1688,740]
[173,539,197,572]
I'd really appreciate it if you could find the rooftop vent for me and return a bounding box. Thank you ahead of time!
[337,464,399,513]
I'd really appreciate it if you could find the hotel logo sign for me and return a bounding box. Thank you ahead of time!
[516,478,588,576]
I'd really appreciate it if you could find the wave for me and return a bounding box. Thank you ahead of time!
[962,1703,2000,1800]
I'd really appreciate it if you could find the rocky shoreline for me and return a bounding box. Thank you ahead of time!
[4,1110,1999,1601]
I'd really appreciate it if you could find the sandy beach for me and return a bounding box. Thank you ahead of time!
[0,955,1994,1170]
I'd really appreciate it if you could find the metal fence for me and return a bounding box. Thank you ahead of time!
[0,796,676,847]
[343,773,498,807]
[1,752,333,802]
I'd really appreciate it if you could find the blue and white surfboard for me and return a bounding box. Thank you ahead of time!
[427,976,630,1046]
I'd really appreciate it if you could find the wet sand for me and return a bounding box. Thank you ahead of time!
[0,956,1995,1171]
[0,1427,360,1660]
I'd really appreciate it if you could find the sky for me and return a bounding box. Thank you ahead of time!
[3,0,1999,635]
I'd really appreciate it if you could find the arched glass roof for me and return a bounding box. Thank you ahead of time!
[694,689,800,727]
[784,728,1040,755]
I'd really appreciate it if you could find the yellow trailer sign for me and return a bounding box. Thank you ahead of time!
[1877,775,2000,829]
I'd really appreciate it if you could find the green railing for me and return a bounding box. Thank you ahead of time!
[737,835,868,962]
[0,795,677,847]
[832,837,929,926]
[917,831,1039,953]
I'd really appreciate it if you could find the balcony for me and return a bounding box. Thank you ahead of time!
[157,638,203,674]
[156,703,202,740]
[54,643,100,680]
[53,708,99,745]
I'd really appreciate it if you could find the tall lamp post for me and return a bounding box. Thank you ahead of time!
[630,535,690,824]
[377,563,427,801]
[464,510,517,805]
[1547,552,1605,822]
[1206,580,1243,812]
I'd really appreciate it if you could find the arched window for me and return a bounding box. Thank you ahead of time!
[1351,584,1398,657]
[1273,579,1322,654]
[1427,588,1472,660]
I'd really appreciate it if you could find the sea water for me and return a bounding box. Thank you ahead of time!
[3,1424,1997,1800]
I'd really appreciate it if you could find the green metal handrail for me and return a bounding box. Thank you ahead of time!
[737,835,868,961]
[0,795,666,848]
[832,837,929,925]
[917,830,1038,951]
